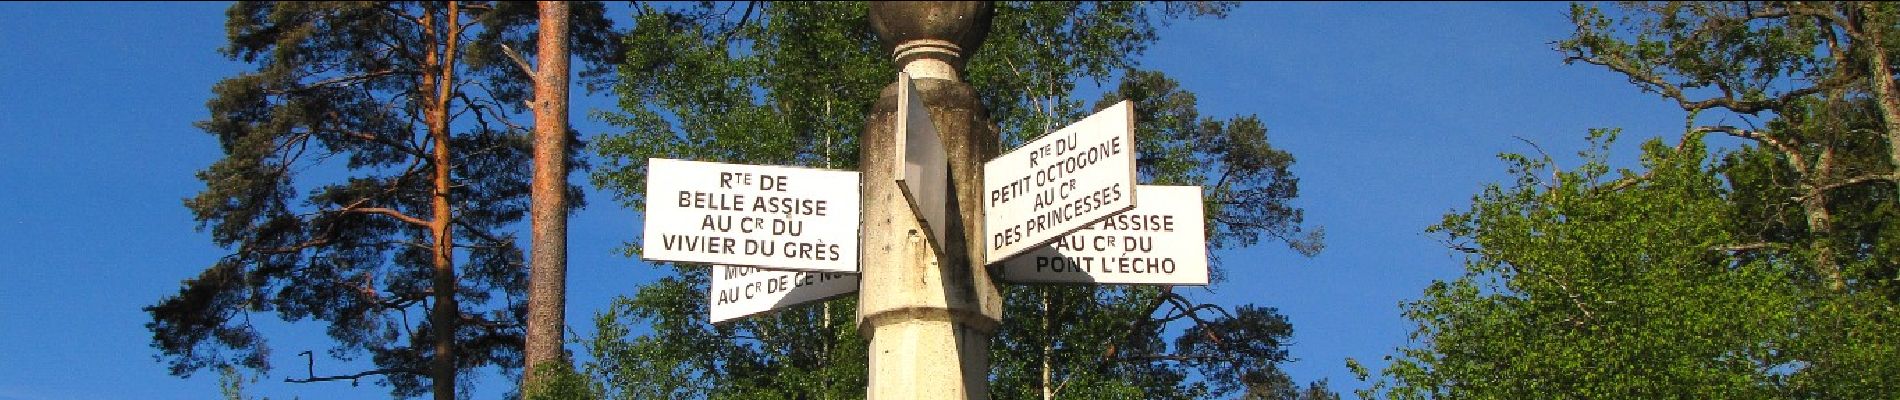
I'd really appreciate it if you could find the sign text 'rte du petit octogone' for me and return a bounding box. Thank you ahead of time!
[983,101,1138,264]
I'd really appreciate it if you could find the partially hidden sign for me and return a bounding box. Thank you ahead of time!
[983,101,1137,265]
[709,265,858,323]
[643,158,861,272]
[999,185,1208,285]
[895,72,950,254]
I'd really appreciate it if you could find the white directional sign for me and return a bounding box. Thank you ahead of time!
[895,72,950,254]
[983,101,1137,264]
[999,185,1208,285]
[709,265,858,323]
[643,158,861,272]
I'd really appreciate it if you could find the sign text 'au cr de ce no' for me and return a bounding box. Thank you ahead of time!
[643,158,861,273]
[998,185,1208,285]
[983,101,1138,265]
[709,265,858,323]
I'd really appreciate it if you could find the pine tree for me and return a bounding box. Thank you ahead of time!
[146,2,617,398]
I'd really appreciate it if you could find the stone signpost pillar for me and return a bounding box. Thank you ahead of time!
[857,2,1003,399]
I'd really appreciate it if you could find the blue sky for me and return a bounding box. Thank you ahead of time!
[0,2,1694,399]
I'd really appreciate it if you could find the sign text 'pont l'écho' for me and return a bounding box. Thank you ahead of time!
[643,158,861,273]
[983,101,1137,265]
[709,265,858,323]
[999,185,1208,285]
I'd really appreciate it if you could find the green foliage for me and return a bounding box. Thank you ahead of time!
[523,361,604,400]
[1367,131,1900,398]
[1245,378,1341,400]
[581,266,865,400]
[592,2,886,208]
[147,2,617,398]
[1371,132,1804,398]
[1554,2,1900,289]
[219,365,270,400]
[1362,3,1900,398]
[586,2,1327,399]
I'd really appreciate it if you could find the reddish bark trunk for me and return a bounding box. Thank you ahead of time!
[424,3,464,400]
[523,0,572,390]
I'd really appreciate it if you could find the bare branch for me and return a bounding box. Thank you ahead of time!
[1112,354,1244,363]
[325,111,429,158]
[366,290,431,312]
[286,350,424,384]
[268,69,407,95]
[346,207,432,227]
[453,219,514,247]
[1514,135,1561,189]
[501,43,538,85]
[1095,287,1172,370]
[285,368,425,384]
[247,238,334,255]
[1805,173,1900,198]
[1561,52,1846,115]
[1692,125,1806,172]
[1712,242,1790,253]
[381,3,426,28]
[721,2,759,46]
[1779,3,1858,37]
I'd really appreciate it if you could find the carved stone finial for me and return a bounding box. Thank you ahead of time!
[868,1,993,81]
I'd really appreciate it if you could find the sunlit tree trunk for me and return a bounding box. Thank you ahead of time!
[524,0,572,389]
[1855,4,1900,197]
[424,3,464,400]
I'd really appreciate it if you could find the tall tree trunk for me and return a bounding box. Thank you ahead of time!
[1856,3,1900,191]
[426,4,464,400]
[1041,288,1054,400]
[523,0,572,390]
[1808,146,1844,292]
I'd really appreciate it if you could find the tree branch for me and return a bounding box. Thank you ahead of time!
[1164,295,1232,347]
[1561,52,1846,115]
[367,290,432,312]
[1712,242,1790,253]
[1095,287,1172,370]
[721,1,759,47]
[1806,173,1900,198]
[1514,135,1560,190]
[285,350,424,384]
[268,69,408,95]
[1112,354,1243,363]
[1692,125,1806,170]
[285,368,425,384]
[1780,3,1859,38]
[346,206,432,227]
[453,219,513,247]
[327,111,429,158]
[247,238,334,255]
[501,43,538,85]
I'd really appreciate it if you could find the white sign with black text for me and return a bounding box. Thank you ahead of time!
[643,158,861,272]
[999,185,1208,285]
[709,265,858,323]
[983,101,1137,265]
